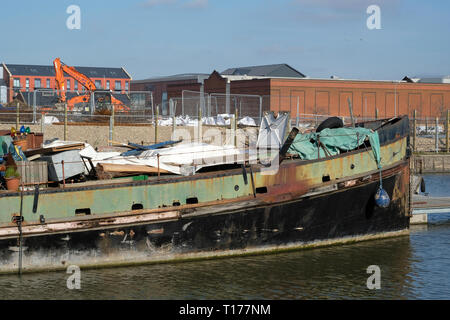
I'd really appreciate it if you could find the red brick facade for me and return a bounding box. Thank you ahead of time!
[163,71,450,118]
[2,64,131,103]
[269,78,450,118]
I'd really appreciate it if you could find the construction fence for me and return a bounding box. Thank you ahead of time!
[1,89,450,153]
[171,90,396,125]
[2,89,154,121]
[411,111,450,153]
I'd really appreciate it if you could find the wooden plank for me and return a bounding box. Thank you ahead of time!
[97,163,170,174]
[24,143,85,157]
[107,140,137,149]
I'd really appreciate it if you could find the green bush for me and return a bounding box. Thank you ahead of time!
[5,166,20,179]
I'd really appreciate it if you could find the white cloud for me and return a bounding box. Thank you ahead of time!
[293,0,399,12]
[182,0,208,9]
[141,0,208,9]
[142,0,177,7]
[289,0,400,24]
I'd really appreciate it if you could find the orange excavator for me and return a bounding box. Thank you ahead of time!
[53,57,129,112]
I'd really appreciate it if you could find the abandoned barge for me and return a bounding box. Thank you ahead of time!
[0,115,411,273]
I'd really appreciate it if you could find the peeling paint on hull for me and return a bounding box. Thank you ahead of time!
[0,162,410,273]
[0,229,409,275]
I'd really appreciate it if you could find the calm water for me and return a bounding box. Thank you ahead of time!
[0,175,449,300]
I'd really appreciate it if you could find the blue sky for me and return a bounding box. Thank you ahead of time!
[0,0,449,80]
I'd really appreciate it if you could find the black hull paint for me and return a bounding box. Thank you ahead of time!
[0,165,409,271]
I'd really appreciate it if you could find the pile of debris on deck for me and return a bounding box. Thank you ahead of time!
[0,112,292,191]
[0,129,258,192]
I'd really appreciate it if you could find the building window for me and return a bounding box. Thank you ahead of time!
[95,80,102,89]
[67,79,71,91]
[13,78,21,88]
[106,80,110,90]
[74,81,78,91]
[115,81,121,91]
[26,78,30,91]
[125,81,129,92]
[46,78,50,89]
[35,78,41,89]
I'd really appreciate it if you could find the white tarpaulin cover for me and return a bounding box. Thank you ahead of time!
[44,116,60,124]
[238,116,257,126]
[256,112,290,149]
[98,142,255,175]
[156,114,257,127]
[43,140,256,175]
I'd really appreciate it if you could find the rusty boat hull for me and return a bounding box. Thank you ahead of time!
[0,117,411,273]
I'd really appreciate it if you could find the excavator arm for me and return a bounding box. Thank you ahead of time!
[53,57,129,112]
[53,58,67,103]
[54,57,96,94]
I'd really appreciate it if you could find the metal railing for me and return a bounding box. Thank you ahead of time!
[411,111,450,153]
[0,89,155,123]
[170,91,394,127]
[169,90,267,124]
[2,91,450,153]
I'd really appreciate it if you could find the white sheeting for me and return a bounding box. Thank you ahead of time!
[43,140,256,175]
[98,142,255,175]
[256,112,289,149]
[156,114,257,127]
[43,140,121,161]
[44,116,60,124]
[238,116,257,126]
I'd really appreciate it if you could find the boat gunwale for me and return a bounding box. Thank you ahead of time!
[0,117,409,198]
[0,159,409,239]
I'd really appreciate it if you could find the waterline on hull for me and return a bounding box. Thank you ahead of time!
[0,228,409,275]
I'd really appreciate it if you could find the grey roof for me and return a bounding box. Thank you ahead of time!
[221,63,306,78]
[4,63,130,79]
[417,76,450,84]
[133,73,209,83]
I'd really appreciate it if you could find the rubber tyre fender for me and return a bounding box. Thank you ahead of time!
[420,177,426,193]
[316,116,344,132]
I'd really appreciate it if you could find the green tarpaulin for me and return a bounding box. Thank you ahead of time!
[288,127,381,167]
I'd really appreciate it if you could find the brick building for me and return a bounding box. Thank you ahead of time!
[131,73,209,113]
[133,63,450,119]
[1,62,132,104]
[265,77,450,118]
